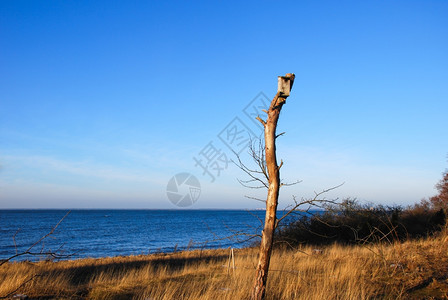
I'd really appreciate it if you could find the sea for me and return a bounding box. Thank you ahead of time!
[0,210,292,262]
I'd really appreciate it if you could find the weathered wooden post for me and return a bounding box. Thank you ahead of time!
[277,75,292,97]
[251,73,295,300]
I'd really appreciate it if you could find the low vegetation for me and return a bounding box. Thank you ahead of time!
[275,198,446,247]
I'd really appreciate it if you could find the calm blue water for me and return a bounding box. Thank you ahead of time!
[0,210,289,261]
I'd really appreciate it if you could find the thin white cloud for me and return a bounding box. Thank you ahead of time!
[1,154,166,184]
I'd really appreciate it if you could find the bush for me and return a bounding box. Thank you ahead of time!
[419,170,448,211]
[275,199,446,247]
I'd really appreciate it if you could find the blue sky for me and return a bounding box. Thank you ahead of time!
[1,1,447,209]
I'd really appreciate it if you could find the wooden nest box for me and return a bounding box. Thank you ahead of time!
[277,75,292,97]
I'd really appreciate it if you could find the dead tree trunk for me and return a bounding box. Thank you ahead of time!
[251,73,295,300]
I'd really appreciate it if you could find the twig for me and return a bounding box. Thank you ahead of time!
[0,274,42,299]
[0,211,72,266]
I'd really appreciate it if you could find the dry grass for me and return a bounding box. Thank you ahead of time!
[1,231,448,300]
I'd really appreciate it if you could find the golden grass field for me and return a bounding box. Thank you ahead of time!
[1,230,447,300]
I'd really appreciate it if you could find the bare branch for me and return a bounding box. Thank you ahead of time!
[275,183,344,228]
[245,209,265,227]
[256,116,266,126]
[280,180,302,187]
[25,210,70,253]
[238,178,267,189]
[278,160,283,170]
[245,195,267,203]
[0,274,43,299]
[275,132,285,139]
[232,140,269,189]
[13,228,20,255]
[0,211,72,267]
[199,217,263,248]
